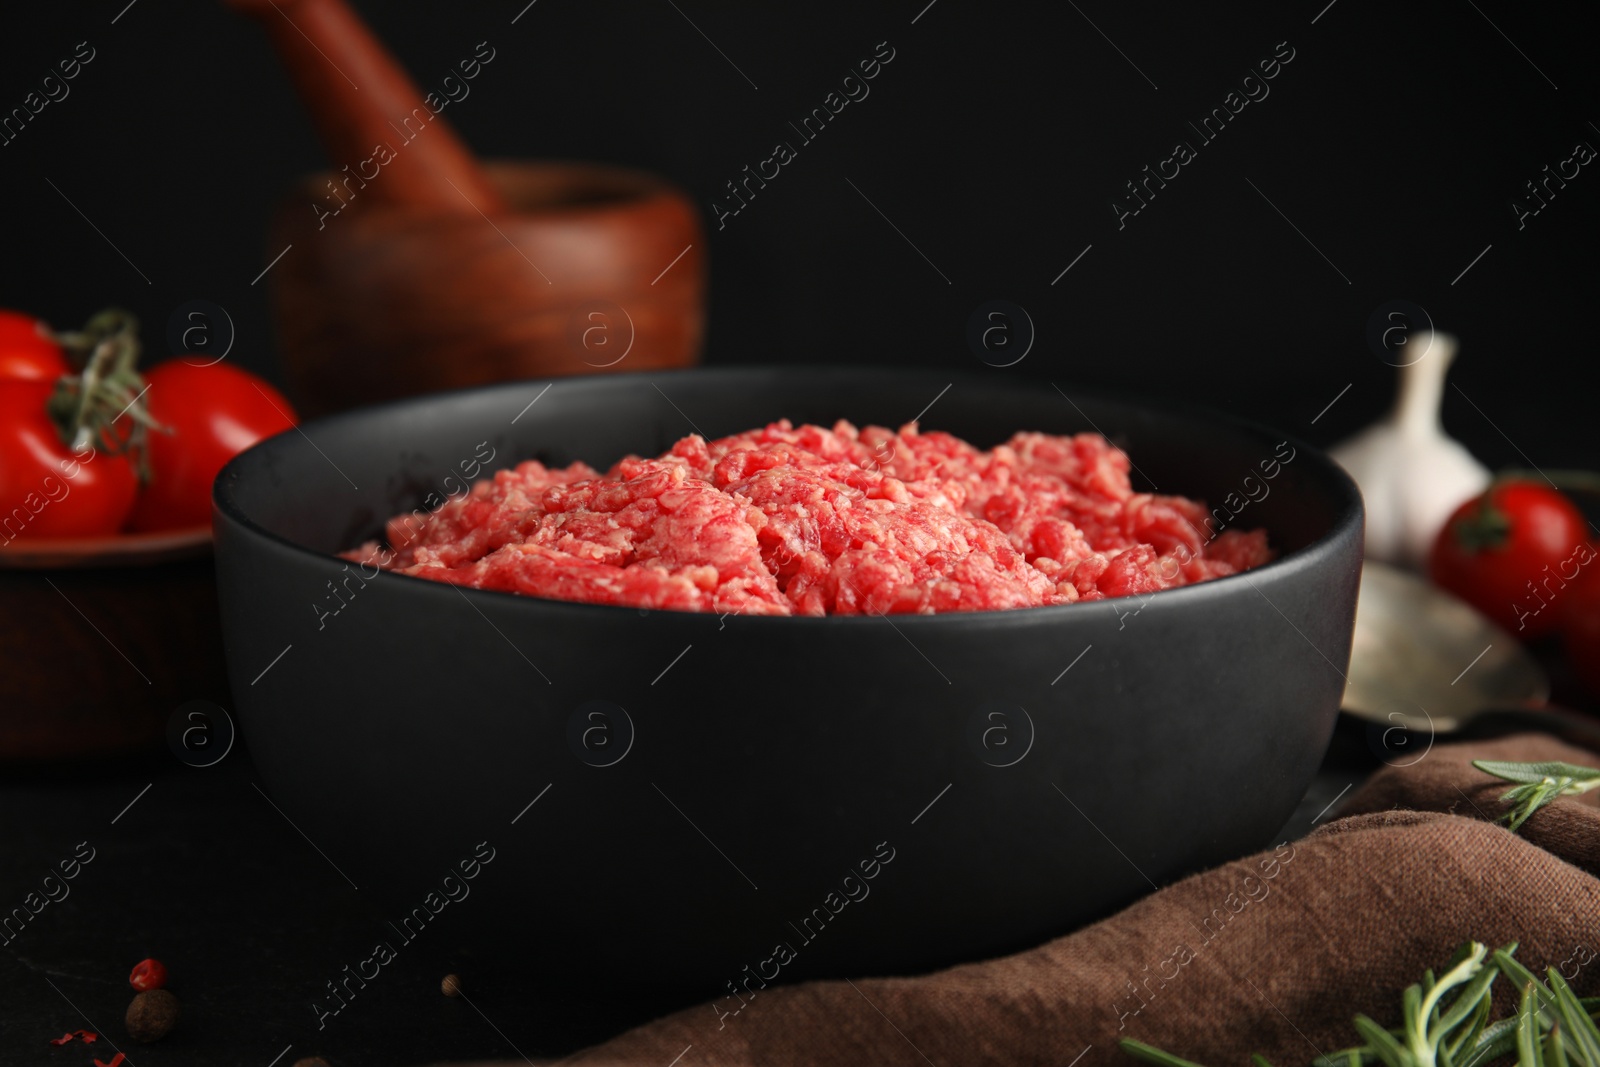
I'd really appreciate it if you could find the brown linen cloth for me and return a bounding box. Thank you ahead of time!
[467,734,1600,1067]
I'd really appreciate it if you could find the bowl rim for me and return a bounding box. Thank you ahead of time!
[215,365,1363,627]
[279,159,692,223]
[0,524,211,570]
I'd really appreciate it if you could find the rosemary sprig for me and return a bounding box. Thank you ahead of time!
[1472,760,1600,832]
[1119,943,1600,1067]
[1122,1038,1210,1067]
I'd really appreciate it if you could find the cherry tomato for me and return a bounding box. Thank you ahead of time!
[0,310,68,382]
[0,381,138,543]
[127,362,297,533]
[1560,550,1600,698]
[1429,479,1591,640]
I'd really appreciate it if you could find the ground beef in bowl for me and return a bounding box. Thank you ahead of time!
[343,420,1270,616]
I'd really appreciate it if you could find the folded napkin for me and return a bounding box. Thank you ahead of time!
[473,733,1600,1067]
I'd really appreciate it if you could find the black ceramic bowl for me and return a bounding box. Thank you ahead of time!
[214,367,1360,994]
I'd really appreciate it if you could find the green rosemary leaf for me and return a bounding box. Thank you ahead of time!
[1495,951,1559,1022]
[1354,1015,1414,1067]
[1250,1055,1275,1067]
[1458,1017,1524,1067]
[1522,984,1549,1067]
[1424,945,1489,1021]
[1435,959,1499,1045]
[1508,781,1573,832]
[1472,760,1600,832]
[1472,761,1600,785]
[1313,1049,1364,1067]
[1547,1024,1570,1067]
[1404,984,1426,1053]
[1119,1038,1211,1067]
[1548,972,1600,1066]
[1447,981,1495,1062]
[1315,1045,1386,1067]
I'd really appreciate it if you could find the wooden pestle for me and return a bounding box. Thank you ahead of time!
[228,0,507,214]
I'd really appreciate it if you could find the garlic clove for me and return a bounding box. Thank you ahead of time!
[1330,331,1490,568]
[1332,423,1403,561]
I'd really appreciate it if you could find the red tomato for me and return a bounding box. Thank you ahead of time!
[127,362,297,532]
[1429,480,1591,640]
[0,310,68,382]
[1563,553,1600,698]
[0,381,138,542]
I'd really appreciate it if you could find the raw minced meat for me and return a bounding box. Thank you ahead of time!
[344,421,1272,616]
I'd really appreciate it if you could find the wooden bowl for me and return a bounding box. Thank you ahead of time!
[0,528,231,762]
[268,160,706,417]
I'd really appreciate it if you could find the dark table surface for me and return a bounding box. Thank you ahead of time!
[2,691,1588,1067]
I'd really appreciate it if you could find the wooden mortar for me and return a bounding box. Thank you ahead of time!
[268,161,704,415]
[234,0,704,416]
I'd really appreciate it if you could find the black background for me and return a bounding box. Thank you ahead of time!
[1,0,1595,468]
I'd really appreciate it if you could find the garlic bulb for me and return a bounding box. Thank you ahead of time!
[1330,331,1490,568]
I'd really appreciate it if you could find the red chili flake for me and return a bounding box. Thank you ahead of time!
[48,1033,75,1046]
[93,1054,125,1067]
[76,1031,99,1044]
